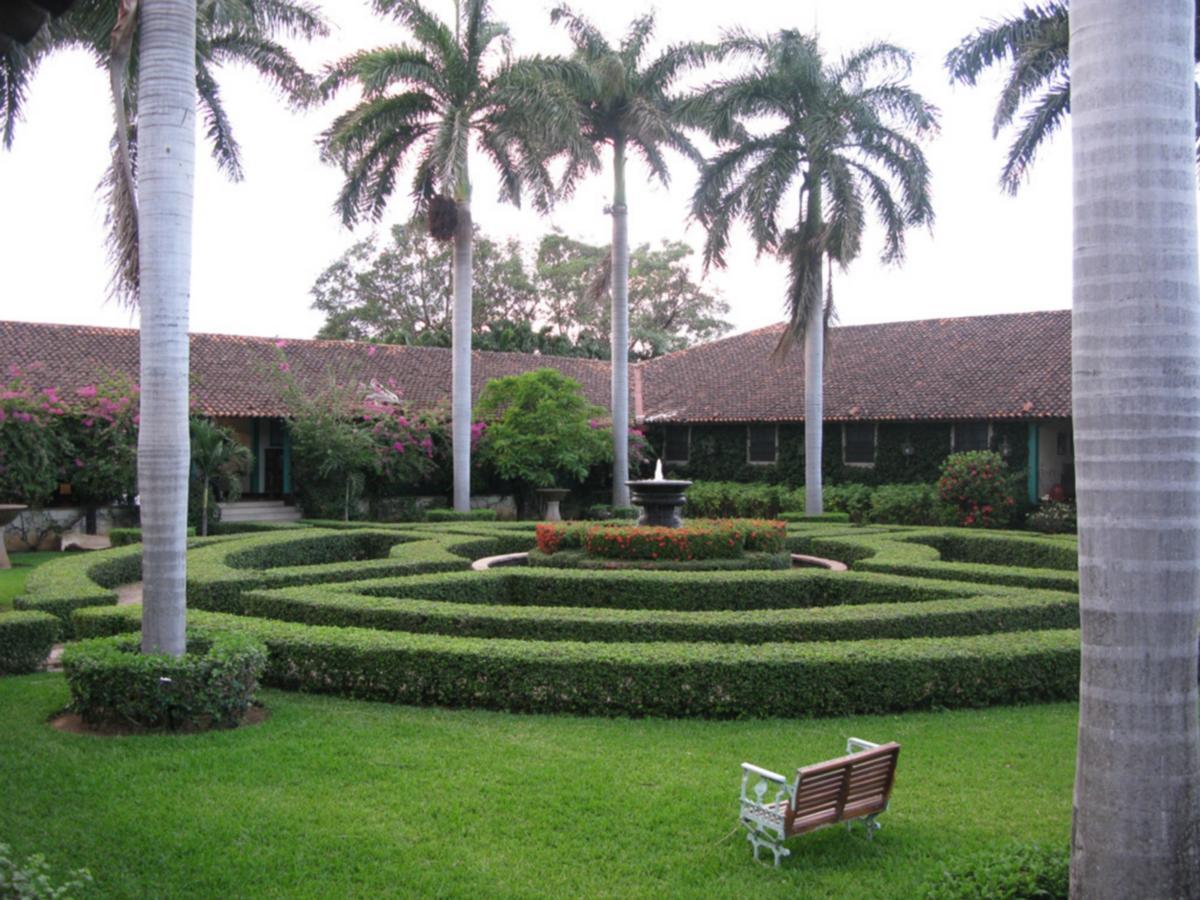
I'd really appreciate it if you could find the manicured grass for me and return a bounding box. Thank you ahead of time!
[0,674,1075,899]
[0,552,58,612]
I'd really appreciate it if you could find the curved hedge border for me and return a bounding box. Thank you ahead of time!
[62,631,267,730]
[0,611,60,673]
[72,604,1079,718]
[26,519,1084,718]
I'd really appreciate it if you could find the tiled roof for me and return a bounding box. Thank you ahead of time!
[638,310,1071,422]
[0,310,1072,422]
[0,321,616,418]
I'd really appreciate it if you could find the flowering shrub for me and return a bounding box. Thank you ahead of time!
[537,518,786,561]
[0,369,138,509]
[1026,501,1076,534]
[936,451,1018,528]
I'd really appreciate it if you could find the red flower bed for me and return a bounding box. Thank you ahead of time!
[537,519,785,561]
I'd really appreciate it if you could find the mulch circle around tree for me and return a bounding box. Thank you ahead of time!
[48,703,270,737]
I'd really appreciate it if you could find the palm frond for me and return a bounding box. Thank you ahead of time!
[208,30,314,107]
[945,2,1067,86]
[549,5,611,60]
[1000,78,1069,193]
[320,46,442,102]
[196,59,244,179]
[619,13,656,68]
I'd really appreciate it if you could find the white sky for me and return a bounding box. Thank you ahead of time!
[0,0,1071,340]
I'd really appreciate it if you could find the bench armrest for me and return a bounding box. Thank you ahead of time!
[846,737,880,755]
[740,762,795,809]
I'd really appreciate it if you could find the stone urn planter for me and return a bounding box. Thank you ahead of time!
[536,488,570,523]
[0,504,28,569]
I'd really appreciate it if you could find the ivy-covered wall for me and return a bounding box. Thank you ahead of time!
[649,420,1030,486]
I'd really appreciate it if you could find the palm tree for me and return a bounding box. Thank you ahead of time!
[548,6,706,507]
[1,0,327,300]
[137,0,198,657]
[689,30,936,515]
[190,417,251,536]
[946,2,1200,194]
[1069,1,1200,895]
[319,0,584,513]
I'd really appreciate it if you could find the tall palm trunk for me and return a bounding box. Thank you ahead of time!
[1069,1,1200,896]
[610,138,630,507]
[137,0,196,657]
[803,181,824,516]
[451,196,473,512]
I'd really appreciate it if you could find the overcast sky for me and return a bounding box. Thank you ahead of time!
[0,0,1071,341]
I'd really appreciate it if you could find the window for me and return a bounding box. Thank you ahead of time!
[953,422,991,453]
[747,425,778,464]
[663,426,690,463]
[843,423,876,465]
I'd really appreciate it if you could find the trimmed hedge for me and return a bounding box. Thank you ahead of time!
[0,610,60,673]
[227,582,1078,645]
[535,519,786,560]
[13,544,142,636]
[110,526,197,547]
[62,631,267,730]
[424,508,498,522]
[71,605,1081,718]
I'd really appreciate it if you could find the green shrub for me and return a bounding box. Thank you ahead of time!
[923,843,1068,899]
[0,611,59,674]
[208,521,310,535]
[0,840,92,898]
[824,483,875,522]
[13,545,142,637]
[937,451,1020,528]
[536,519,784,561]
[1026,502,1076,534]
[867,483,947,526]
[70,605,1081,719]
[684,482,800,518]
[109,527,196,547]
[423,508,498,523]
[62,631,267,730]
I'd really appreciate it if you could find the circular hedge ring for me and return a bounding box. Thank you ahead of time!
[62,631,267,731]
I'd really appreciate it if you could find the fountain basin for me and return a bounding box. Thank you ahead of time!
[625,478,693,528]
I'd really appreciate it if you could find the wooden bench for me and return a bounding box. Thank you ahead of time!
[739,738,901,866]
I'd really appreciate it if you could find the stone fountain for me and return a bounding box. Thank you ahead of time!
[626,461,692,528]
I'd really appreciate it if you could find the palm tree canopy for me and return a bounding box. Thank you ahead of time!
[689,29,937,350]
[1,0,328,303]
[946,1,1200,193]
[319,0,587,227]
[2,0,326,168]
[548,5,708,195]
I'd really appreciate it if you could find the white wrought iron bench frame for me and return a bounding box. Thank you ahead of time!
[739,737,900,867]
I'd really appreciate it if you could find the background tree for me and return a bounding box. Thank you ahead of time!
[1068,1,1200,895]
[311,226,731,358]
[946,1,1200,193]
[549,5,707,507]
[689,30,936,515]
[188,417,251,536]
[1,0,326,301]
[319,0,585,513]
[475,369,611,504]
[137,0,198,656]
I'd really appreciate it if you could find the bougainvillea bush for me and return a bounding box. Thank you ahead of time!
[536,519,786,561]
[936,451,1019,528]
[0,368,138,511]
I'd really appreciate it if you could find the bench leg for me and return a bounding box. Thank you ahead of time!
[744,827,790,867]
[863,814,881,841]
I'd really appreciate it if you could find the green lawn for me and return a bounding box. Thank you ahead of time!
[0,552,58,612]
[0,675,1075,899]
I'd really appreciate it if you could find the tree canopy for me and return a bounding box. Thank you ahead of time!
[310,223,731,359]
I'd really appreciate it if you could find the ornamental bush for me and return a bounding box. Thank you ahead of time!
[1026,502,1076,534]
[62,631,267,730]
[0,611,59,674]
[583,519,786,561]
[936,451,1019,528]
[685,482,801,518]
[867,483,947,526]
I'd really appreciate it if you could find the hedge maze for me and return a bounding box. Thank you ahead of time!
[14,520,1082,717]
